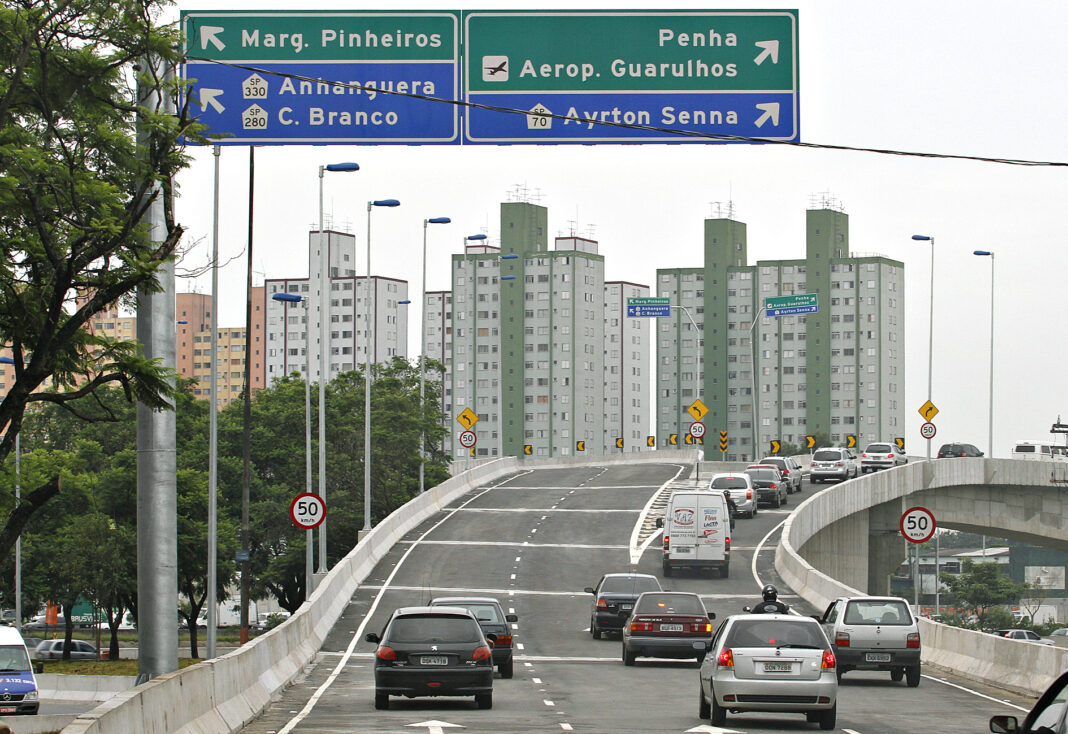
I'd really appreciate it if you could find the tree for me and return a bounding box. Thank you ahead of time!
[940,560,1026,630]
[0,0,200,562]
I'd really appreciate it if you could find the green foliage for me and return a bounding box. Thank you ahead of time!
[939,560,1027,629]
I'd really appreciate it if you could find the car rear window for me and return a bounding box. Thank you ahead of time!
[601,576,661,594]
[762,459,786,468]
[726,618,826,648]
[843,600,912,625]
[446,603,501,623]
[710,477,748,489]
[745,468,778,481]
[387,614,483,643]
[635,593,706,615]
[865,444,892,453]
[1014,445,1035,453]
[813,450,842,461]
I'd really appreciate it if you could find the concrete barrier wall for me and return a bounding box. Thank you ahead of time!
[776,458,1068,695]
[61,452,696,734]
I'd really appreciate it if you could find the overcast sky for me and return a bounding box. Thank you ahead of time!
[169,0,1068,458]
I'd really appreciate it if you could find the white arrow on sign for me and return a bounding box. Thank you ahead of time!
[199,88,225,114]
[407,721,464,734]
[200,25,226,52]
[753,39,780,65]
[685,725,746,734]
[754,103,780,128]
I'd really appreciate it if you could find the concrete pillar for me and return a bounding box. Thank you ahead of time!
[800,512,869,593]
[868,498,905,596]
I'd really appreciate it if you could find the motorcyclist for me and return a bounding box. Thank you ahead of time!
[722,489,737,531]
[749,584,790,614]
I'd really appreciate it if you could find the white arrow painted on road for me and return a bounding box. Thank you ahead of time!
[686,725,746,733]
[754,39,780,65]
[754,102,780,128]
[199,88,225,114]
[407,721,464,734]
[200,25,226,52]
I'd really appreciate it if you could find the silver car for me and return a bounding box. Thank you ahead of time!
[699,614,838,730]
[34,639,98,660]
[758,456,803,493]
[819,596,921,686]
[708,473,756,519]
[809,447,858,483]
[859,442,907,472]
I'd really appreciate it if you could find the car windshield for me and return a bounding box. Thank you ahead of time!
[843,600,911,625]
[0,645,30,671]
[635,593,706,615]
[866,444,892,453]
[726,618,826,648]
[813,450,842,461]
[601,576,660,594]
[745,469,777,481]
[710,477,748,490]
[386,614,482,643]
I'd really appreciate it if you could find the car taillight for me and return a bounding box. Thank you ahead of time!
[630,619,654,632]
[596,598,608,609]
[717,648,734,667]
[496,634,513,647]
[376,645,396,661]
[958,452,965,457]
[663,535,670,548]
[861,453,868,457]
[907,632,920,649]
[472,645,492,661]
[835,631,850,647]
[746,489,752,499]
[888,453,895,458]
[822,649,836,669]
[701,621,714,634]
[770,483,777,490]
[835,461,843,466]
[725,537,730,550]
[782,468,790,475]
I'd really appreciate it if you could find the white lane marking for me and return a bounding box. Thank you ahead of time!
[544,699,555,707]
[532,677,542,684]
[923,674,1029,712]
[541,515,547,520]
[400,540,629,549]
[501,484,657,490]
[510,574,517,580]
[531,528,538,533]
[560,724,573,731]
[511,623,518,630]
[274,469,531,734]
[629,464,688,564]
[843,729,862,734]
[457,507,638,513]
[509,607,515,614]
[360,584,780,601]
[517,643,525,650]
[751,518,802,615]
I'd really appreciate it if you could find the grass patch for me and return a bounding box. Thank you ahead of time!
[36,658,201,676]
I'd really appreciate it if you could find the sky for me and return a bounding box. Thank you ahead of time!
[167,0,1068,458]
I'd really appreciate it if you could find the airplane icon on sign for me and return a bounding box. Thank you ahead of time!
[485,60,507,76]
[482,55,509,82]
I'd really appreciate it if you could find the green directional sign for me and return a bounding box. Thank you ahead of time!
[765,292,818,317]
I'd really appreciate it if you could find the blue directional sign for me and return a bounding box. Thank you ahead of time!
[462,10,798,144]
[180,11,461,145]
[627,297,672,318]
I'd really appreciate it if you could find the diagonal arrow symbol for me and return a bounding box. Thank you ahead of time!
[201,25,226,52]
[754,39,780,65]
[199,88,225,114]
[754,102,780,128]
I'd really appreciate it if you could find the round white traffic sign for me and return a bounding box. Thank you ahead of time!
[689,422,706,439]
[900,506,937,543]
[920,421,936,440]
[459,430,477,448]
[289,492,327,530]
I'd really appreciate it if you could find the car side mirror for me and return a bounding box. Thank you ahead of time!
[742,606,752,613]
[505,614,518,623]
[484,633,497,646]
[365,633,380,644]
[989,715,1019,733]
[584,587,595,594]
[655,517,664,528]
[708,612,716,620]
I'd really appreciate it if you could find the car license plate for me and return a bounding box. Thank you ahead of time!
[420,656,449,665]
[0,706,15,713]
[660,624,684,632]
[763,662,792,673]
[865,653,891,662]
[620,604,632,611]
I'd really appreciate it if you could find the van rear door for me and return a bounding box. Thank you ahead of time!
[695,496,727,563]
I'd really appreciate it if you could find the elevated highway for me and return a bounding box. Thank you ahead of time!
[57,454,1063,733]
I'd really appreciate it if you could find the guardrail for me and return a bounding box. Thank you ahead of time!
[775,459,1068,696]
[61,450,699,734]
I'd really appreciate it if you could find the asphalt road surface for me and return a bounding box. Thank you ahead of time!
[238,463,1037,734]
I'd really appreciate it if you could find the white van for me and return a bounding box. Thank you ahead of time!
[1011,440,1059,461]
[0,627,39,714]
[657,490,731,579]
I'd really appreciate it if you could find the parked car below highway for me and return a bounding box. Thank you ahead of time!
[34,639,98,660]
[994,629,1054,646]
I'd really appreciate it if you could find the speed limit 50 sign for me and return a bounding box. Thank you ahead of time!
[900,506,936,543]
[289,492,327,530]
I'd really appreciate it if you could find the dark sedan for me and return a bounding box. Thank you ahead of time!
[429,596,518,678]
[586,573,662,639]
[936,442,983,458]
[621,591,715,665]
[365,606,494,710]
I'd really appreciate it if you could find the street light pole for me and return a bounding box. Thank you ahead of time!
[316,161,358,573]
[748,306,767,461]
[273,292,313,599]
[912,235,935,461]
[974,250,995,456]
[363,199,401,536]
[420,217,451,492]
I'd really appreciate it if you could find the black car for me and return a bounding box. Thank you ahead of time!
[365,606,494,710]
[744,465,787,507]
[585,573,662,639]
[936,442,984,458]
[621,591,715,665]
[429,596,518,678]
